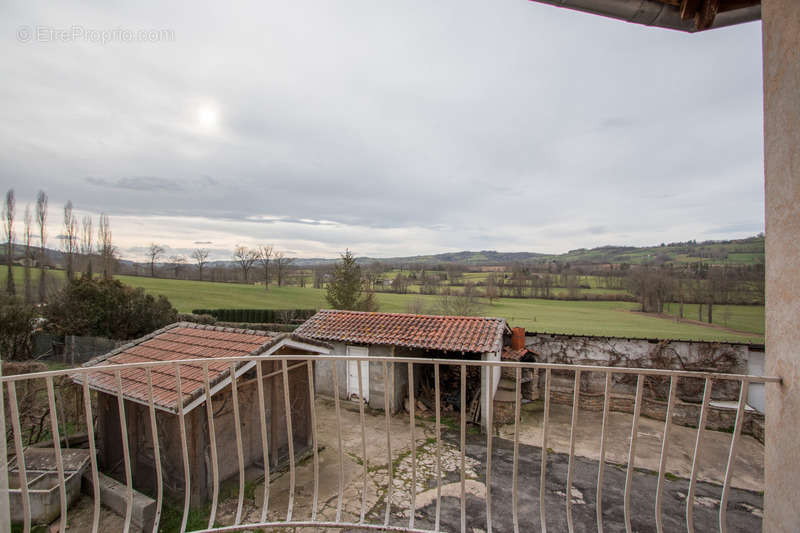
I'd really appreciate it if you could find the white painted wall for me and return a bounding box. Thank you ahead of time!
[747,350,765,413]
[481,350,501,432]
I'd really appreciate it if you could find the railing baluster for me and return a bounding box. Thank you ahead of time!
[45,376,67,533]
[596,371,612,533]
[566,369,581,533]
[204,363,220,528]
[540,368,551,533]
[623,374,644,533]
[408,362,417,529]
[256,361,271,523]
[306,361,319,523]
[145,368,163,533]
[7,382,31,533]
[486,365,494,533]
[230,363,245,525]
[460,363,466,533]
[719,380,749,533]
[511,367,522,533]
[384,361,394,528]
[0,353,782,533]
[655,375,678,533]
[281,359,296,522]
[56,388,69,451]
[175,364,191,533]
[332,359,344,522]
[81,378,100,533]
[114,370,133,533]
[434,363,442,532]
[357,359,368,524]
[686,378,712,533]
[0,362,8,533]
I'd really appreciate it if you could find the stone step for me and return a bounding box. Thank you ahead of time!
[82,471,155,533]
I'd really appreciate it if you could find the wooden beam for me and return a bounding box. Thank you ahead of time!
[680,0,702,20]
[695,0,721,30]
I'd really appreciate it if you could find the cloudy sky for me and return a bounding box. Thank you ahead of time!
[0,1,765,261]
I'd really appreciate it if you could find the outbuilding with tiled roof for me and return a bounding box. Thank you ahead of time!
[295,310,510,432]
[78,322,330,504]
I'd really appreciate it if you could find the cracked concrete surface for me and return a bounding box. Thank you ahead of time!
[64,396,765,531]
[212,397,764,531]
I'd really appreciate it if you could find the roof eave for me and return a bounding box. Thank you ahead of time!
[528,1,760,33]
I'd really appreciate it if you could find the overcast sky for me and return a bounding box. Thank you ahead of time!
[0,1,765,261]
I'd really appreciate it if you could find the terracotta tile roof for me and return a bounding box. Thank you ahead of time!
[78,323,326,413]
[294,310,508,353]
[501,346,537,362]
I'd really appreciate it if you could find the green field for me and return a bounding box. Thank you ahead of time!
[662,302,765,336]
[113,275,765,343]
[1,266,764,343]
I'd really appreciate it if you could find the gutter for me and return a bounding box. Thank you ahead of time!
[528,0,761,33]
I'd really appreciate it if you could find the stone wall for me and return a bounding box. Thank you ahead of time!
[498,333,766,443]
[524,333,761,401]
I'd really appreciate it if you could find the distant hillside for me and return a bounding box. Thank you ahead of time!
[6,235,765,269]
[532,235,765,266]
[352,235,765,267]
[362,250,548,265]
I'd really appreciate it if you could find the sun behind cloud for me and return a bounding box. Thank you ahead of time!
[194,102,220,134]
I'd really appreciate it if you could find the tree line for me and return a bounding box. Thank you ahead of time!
[2,188,117,303]
[137,242,299,288]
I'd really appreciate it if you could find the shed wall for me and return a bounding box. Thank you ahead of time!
[96,351,312,505]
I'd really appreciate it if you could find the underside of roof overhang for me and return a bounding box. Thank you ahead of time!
[529,0,760,32]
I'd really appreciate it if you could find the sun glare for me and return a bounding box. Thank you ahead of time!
[195,103,220,133]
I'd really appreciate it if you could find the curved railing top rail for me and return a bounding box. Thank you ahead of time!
[0,354,782,384]
[2,354,777,533]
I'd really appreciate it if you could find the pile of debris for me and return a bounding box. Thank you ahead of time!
[406,364,483,424]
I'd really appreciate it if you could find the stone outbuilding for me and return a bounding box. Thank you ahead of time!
[77,322,330,504]
[294,310,509,431]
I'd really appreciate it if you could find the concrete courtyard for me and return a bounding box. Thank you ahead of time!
[67,396,765,531]
[215,397,765,532]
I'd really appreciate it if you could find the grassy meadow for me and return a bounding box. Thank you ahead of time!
[2,266,764,343]
[662,302,765,336]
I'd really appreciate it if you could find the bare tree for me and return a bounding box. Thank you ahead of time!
[256,245,273,289]
[62,201,79,281]
[147,243,165,277]
[3,189,16,295]
[391,273,410,294]
[2,190,18,296]
[23,204,33,303]
[233,245,258,282]
[627,265,675,314]
[485,273,499,304]
[80,215,94,279]
[191,248,210,281]
[313,265,330,289]
[168,255,187,278]
[437,282,483,316]
[97,213,115,280]
[274,251,294,286]
[36,191,48,301]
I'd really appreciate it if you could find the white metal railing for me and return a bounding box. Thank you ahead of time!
[0,355,780,533]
